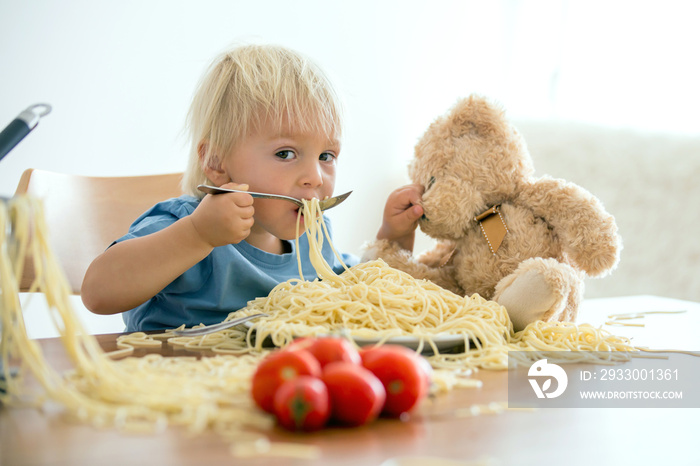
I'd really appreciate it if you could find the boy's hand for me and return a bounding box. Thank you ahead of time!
[376,184,424,252]
[189,182,255,247]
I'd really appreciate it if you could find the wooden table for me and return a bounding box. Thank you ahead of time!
[2,295,699,466]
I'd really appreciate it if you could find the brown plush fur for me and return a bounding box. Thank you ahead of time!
[364,95,621,331]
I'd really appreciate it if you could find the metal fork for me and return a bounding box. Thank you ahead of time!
[172,313,268,336]
[197,185,352,211]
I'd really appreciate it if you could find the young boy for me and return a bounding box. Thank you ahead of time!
[81,44,424,331]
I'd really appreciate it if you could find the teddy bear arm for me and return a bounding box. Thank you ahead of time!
[362,239,464,294]
[519,178,622,277]
[415,240,456,268]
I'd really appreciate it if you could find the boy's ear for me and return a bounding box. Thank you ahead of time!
[198,141,229,185]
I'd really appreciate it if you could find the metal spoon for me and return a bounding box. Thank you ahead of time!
[172,313,268,336]
[197,185,352,211]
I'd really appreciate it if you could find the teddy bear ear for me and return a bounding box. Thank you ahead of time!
[447,94,509,140]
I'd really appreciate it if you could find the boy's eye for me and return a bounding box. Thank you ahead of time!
[319,152,336,162]
[275,150,295,160]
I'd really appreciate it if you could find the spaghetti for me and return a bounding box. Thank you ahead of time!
[1,196,273,446]
[197,198,637,368]
[0,192,647,450]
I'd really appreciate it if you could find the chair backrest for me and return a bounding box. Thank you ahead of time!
[14,169,184,294]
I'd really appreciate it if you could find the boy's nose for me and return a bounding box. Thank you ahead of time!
[300,160,324,187]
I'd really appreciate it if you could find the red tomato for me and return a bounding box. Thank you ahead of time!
[284,337,316,352]
[306,337,362,368]
[360,345,432,417]
[251,349,321,413]
[321,361,386,427]
[273,376,330,432]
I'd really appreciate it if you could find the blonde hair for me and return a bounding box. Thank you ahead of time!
[182,44,344,197]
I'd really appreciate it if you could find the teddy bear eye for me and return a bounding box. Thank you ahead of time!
[427,176,436,190]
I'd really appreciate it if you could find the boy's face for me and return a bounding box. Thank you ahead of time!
[221,117,340,245]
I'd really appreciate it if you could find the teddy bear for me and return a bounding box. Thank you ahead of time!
[363,95,622,331]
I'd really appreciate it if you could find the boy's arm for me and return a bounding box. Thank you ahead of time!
[376,184,424,252]
[81,217,213,314]
[81,185,254,314]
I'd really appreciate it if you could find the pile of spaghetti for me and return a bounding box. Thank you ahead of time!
[1,196,282,456]
[160,198,636,372]
[1,194,635,446]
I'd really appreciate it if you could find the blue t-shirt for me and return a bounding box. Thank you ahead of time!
[118,195,359,332]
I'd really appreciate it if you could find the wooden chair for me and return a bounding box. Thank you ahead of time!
[14,169,183,294]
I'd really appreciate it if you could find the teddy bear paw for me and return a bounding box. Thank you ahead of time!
[493,257,583,331]
[494,270,560,332]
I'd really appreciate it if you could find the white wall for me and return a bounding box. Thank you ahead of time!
[2,0,699,258]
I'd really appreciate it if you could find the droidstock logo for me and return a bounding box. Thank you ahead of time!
[528,359,568,399]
